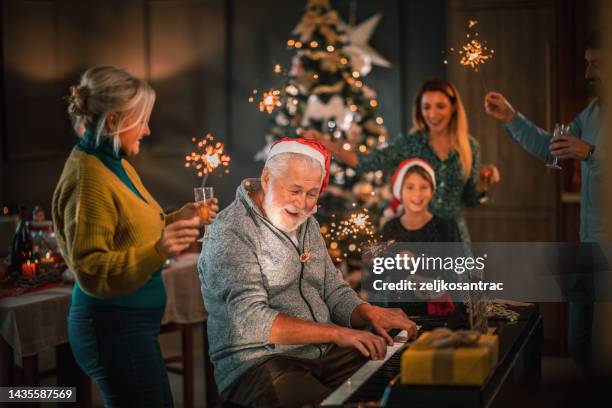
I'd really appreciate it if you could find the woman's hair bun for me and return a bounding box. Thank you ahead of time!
[65,85,89,116]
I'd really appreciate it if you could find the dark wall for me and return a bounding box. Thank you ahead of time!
[0,0,447,212]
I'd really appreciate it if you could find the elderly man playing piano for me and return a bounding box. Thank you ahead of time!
[198,138,418,408]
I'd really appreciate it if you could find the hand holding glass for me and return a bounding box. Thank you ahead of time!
[546,123,567,170]
[194,187,214,241]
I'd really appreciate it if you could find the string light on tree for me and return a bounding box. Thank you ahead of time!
[248,89,257,103]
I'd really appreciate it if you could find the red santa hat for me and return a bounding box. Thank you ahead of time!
[391,158,436,199]
[267,137,331,192]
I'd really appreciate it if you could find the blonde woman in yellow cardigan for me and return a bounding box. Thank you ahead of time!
[52,66,218,407]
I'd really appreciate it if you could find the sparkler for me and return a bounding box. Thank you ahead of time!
[323,207,378,261]
[248,88,283,114]
[185,133,231,187]
[445,20,494,92]
[459,35,493,72]
[248,64,286,115]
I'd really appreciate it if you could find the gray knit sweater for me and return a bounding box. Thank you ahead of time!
[198,179,366,392]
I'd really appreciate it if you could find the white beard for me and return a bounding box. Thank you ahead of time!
[262,191,316,233]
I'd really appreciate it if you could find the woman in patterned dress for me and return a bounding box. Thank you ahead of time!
[305,78,500,241]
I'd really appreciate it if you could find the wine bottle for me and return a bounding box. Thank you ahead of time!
[10,212,33,274]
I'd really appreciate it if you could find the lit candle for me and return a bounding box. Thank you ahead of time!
[39,252,55,273]
[21,260,37,278]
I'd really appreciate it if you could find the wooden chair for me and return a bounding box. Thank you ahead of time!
[161,321,221,408]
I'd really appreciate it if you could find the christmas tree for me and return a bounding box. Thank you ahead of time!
[256,0,391,276]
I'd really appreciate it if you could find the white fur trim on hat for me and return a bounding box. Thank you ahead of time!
[266,140,326,170]
[392,159,436,199]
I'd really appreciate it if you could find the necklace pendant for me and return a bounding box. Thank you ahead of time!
[300,251,311,263]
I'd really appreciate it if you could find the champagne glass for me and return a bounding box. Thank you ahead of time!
[194,187,214,241]
[546,123,565,170]
[478,164,496,204]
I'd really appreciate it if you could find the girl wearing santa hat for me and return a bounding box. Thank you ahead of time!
[379,158,460,317]
[304,78,500,241]
[381,158,459,242]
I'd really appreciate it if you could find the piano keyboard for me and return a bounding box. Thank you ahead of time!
[320,329,413,406]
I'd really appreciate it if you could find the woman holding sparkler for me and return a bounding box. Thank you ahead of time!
[52,66,218,407]
[305,78,500,241]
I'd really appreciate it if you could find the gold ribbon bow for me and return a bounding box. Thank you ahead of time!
[292,10,340,43]
[312,80,345,95]
[410,328,480,350]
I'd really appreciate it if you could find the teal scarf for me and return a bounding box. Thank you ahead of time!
[75,130,145,201]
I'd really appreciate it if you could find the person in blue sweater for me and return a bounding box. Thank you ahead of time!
[484,30,603,370]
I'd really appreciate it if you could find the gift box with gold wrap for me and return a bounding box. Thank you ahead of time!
[401,328,499,386]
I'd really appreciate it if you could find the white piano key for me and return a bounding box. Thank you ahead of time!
[320,329,411,406]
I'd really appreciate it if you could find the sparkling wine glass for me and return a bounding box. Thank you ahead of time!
[546,123,566,170]
[478,164,496,204]
[194,187,214,241]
